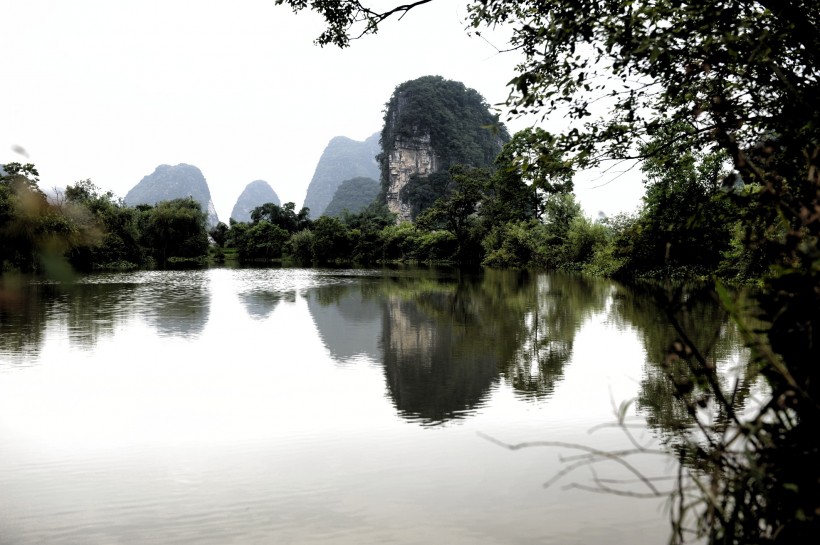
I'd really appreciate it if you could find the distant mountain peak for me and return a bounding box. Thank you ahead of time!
[124,163,219,227]
[231,180,280,223]
[302,132,380,218]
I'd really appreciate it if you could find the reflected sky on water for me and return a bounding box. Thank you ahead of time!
[0,267,748,544]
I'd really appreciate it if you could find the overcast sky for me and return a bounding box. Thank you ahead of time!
[2,0,644,222]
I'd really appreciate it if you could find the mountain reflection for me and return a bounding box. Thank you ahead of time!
[305,269,608,425]
[305,282,382,362]
[239,290,296,320]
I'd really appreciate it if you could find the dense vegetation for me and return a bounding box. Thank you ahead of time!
[203,124,747,280]
[322,176,380,218]
[0,165,210,273]
[277,1,818,544]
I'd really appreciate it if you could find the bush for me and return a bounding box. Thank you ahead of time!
[379,223,420,261]
[288,229,315,265]
[416,230,458,261]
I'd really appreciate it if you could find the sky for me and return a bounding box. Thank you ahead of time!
[2,0,645,222]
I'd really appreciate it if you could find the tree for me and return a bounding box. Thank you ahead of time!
[311,215,351,263]
[250,201,312,233]
[415,165,489,261]
[277,2,820,542]
[341,203,397,262]
[608,126,736,276]
[1,163,79,276]
[237,220,290,260]
[64,179,143,270]
[138,198,209,265]
[209,222,230,248]
[1,163,49,272]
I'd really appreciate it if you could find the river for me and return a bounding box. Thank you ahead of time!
[0,266,748,544]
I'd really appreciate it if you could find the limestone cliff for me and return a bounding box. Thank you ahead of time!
[379,76,509,223]
[124,164,219,227]
[385,134,438,222]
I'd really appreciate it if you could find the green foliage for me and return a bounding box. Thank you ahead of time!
[564,216,608,266]
[64,179,144,271]
[138,198,209,265]
[1,163,49,272]
[0,163,89,276]
[341,203,397,262]
[415,230,458,261]
[323,176,380,217]
[311,215,351,263]
[379,222,420,261]
[209,222,230,247]
[415,165,489,262]
[250,201,311,233]
[288,229,316,264]
[400,171,451,220]
[1,166,216,273]
[378,75,509,202]
[236,220,290,261]
[482,220,547,268]
[494,128,574,197]
[480,141,540,225]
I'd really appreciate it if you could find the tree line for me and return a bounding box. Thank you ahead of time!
[1,164,208,274]
[1,122,771,284]
[203,124,758,286]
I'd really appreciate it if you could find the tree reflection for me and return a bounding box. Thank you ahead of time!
[0,277,141,360]
[0,277,53,362]
[137,272,211,338]
[609,282,755,445]
[57,280,138,348]
[500,272,609,399]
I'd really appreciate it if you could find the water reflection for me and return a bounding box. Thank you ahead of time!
[57,281,138,348]
[304,269,609,424]
[0,279,55,362]
[608,281,755,444]
[0,267,753,544]
[305,283,382,362]
[134,271,211,337]
[0,271,212,367]
[501,273,609,399]
[239,290,296,320]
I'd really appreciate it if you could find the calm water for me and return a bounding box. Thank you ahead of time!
[0,267,747,544]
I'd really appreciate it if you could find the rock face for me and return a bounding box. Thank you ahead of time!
[303,133,380,218]
[324,177,380,217]
[230,180,280,223]
[385,133,438,222]
[379,76,509,223]
[125,164,219,227]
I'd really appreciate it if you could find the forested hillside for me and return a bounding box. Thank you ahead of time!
[323,177,380,218]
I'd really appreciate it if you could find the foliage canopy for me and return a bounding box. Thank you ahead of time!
[275,1,820,543]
